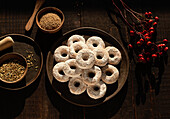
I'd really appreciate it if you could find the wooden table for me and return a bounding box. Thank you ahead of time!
[0,0,170,118]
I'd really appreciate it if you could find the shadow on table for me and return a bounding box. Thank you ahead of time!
[45,74,84,119]
[135,53,168,105]
[45,72,128,119]
[84,80,128,119]
[0,70,42,118]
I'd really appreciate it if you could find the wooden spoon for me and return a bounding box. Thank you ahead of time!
[25,0,45,31]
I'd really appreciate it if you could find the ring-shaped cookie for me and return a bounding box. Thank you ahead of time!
[105,46,122,65]
[69,42,88,59]
[54,46,70,62]
[102,64,119,84]
[67,35,85,47]
[87,81,107,99]
[76,49,95,69]
[82,66,101,85]
[86,36,105,50]
[68,76,87,95]
[93,48,109,66]
[53,62,70,82]
[63,59,82,77]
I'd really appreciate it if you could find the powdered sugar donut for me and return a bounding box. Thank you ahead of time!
[54,46,69,62]
[87,81,107,99]
[86,36,105,50]
[76,49,95,69]
[63,59,82,77]
[53,62,69,82]
[102,64,119,84]
[105,46,122,65]
[69,42,88,59]
[68,76,87,95]
[93,48,109,66]
[82,66,102,85]
[67,35,85,47]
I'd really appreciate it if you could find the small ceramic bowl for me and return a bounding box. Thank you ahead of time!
[36,7,65,33]
[0,52,28,84]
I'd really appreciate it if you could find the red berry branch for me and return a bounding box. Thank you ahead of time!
[112,0,168,65]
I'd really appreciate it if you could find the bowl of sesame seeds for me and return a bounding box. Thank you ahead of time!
[0,52,28,84]
[36,7,65,33]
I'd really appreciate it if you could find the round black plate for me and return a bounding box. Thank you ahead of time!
[46,27,129,107]
[0,34,43,90]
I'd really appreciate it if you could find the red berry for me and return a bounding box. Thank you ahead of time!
[153,22,157,28]
[147,41,152,46]
[157,44,161,49]
[137,41,141,46]
[149,19,153,24]
[164,47,168,52]
[145,12,148,17]
[145,36,150,41]
[155,16,159,22]
[149,27,154,31]
[150,30,154,35]
[130,30,135,36]
[159,52,163,56]
[146,57,150,62]
[152,54,157,58]
[138,57,146,63]
[144,33,149,37]
[148,12,152,17]
[163,39,168,44]
[161,44,165,47]
[140,38,144,43]
[128,44,133,49]
[148,12,152,15]
[138,54,143,57]
[157,44,165,50]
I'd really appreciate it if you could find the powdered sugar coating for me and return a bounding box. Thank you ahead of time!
[63,59,82,77]
[87,81,107,99]
[68,76,87,95]
[67,35,85,47]
[76,49,95,69]
[105,46,122,65]
[102,64,119,84]
[53,62,69,82]
[86,36,105,50]
[54,46,70,62]
[93,48,109,66]
[82,66,102,85]
[69,42,88,59]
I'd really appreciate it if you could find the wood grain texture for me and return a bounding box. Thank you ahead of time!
[0,0,170,118]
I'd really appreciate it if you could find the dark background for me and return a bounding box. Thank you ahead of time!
[0,0,170,118]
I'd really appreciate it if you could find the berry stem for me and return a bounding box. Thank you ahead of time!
[111,0,135,31]
[112,0,145,37]
[119,0,143,17]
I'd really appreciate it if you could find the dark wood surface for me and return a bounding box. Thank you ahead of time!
[0,0,170,118]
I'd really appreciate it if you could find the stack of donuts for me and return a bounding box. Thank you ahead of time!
[53,35,122,99]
